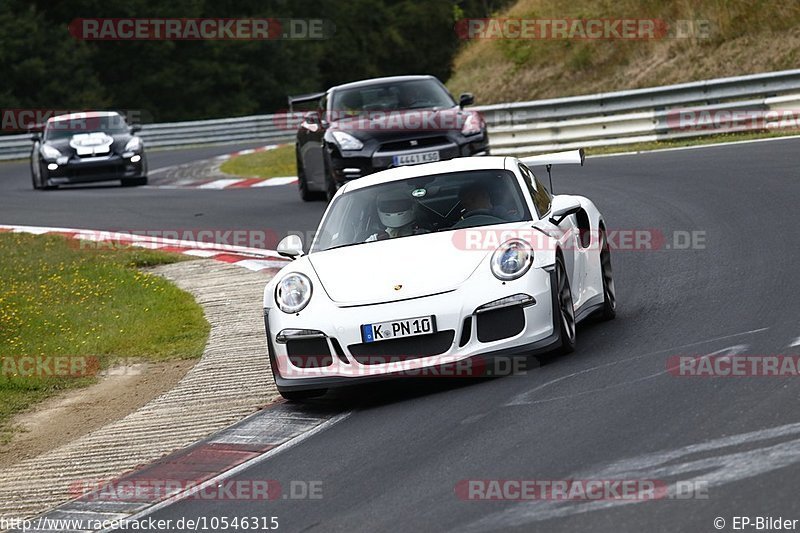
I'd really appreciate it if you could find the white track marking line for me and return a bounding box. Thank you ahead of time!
[198,178,244,189]
[506,327,769,406]
[251,176,298,187]
[147,165,177,175]
[517,344,749,406]
[461,420,800,532]
[98,412,350,533]
[589,133,800,159]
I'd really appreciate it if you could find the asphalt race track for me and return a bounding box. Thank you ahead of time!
[3,138,799,532]
[0,143,327,240]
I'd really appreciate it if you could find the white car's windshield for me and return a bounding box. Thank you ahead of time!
[310,169,532,253]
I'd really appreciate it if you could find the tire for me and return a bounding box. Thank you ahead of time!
[31,160,41,190]
[31,159,55,190]
[323,152,339,202]
[278,389,327,401]
[121,176,148,187]
[599,228,616,320]
[297,152,323,202]
[555,255,576,354]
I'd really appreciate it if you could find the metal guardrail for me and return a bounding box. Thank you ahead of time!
[0,113,301,161]
[476,69,800,155]
[2,69,800,161]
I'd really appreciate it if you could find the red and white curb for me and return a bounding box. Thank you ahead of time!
[153,175,298,190]
[149,144,298,190]
[0,224,290,274]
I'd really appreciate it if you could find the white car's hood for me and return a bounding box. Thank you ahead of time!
[308,222,528,306]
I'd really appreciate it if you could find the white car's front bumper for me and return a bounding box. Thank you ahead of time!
[265,266,560,392]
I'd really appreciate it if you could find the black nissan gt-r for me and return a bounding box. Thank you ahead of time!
[30,111,148,190]
[290,75,489,202]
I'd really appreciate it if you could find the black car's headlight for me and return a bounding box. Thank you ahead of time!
[275,273,313,313]
[124,136,143,152]
[40,145,62,160]
[461,111,484,136]
[490,239,533,281]
[331,131,363,151]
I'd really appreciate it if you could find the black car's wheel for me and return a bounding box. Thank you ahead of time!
[278,389,327,401]
[599,228,616,320]
[121,176,148,187]
[30,158,41,190]
[297,151,323,202]
[31,159,55,190]
[556,255,576,354]
[323,152,339,202]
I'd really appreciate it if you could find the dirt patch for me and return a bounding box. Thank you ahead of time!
[0,359,195,468]
[447,0,800,104]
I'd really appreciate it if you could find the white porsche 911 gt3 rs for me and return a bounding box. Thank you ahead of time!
[263,152,615,400]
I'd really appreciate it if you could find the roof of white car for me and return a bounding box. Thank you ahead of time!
[48,111,121,123]
[341,156,516,193]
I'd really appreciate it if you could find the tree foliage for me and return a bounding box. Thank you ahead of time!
[0,0,510,121]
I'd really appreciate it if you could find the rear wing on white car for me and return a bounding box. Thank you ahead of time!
[520,149,585,195]
[521,148,585,168]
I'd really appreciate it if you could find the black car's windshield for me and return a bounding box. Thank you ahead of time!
[330,79,456,117]
[44,115,130,141]
[310,169,531,253]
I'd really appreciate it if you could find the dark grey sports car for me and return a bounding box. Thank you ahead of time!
[290,75,489,202]
[30,111,147,190]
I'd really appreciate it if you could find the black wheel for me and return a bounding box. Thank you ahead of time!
[31,159,55,190]
[556,255,576,354]
[278,389,327,401]
[121,176,148,187]
[599,228,616,320]
[297,152,323,202]
[323,152,339,202]
[31,159,41,190]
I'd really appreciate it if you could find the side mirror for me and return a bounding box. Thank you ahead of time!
[304,111,321,125]
[277,235,304,259]
[30,133,40,142]
[130,125,142,134]
[459,92,475,108]
[549,197,582,226]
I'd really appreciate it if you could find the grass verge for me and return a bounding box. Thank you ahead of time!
[0,233,209,443]
[220,145,296,179]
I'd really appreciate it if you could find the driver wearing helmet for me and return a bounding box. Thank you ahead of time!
[366,190,428,241]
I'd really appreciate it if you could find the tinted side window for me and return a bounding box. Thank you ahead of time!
[518,164,552,217]
[532,174,552,216]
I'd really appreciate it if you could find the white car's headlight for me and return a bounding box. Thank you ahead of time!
[40,145,62,160]
[490,239,533,281]
[275,273,313,313]
[331,131,363,151]
[124,136,142,152]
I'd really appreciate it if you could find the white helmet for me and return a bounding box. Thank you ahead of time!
[377,190,414,228]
